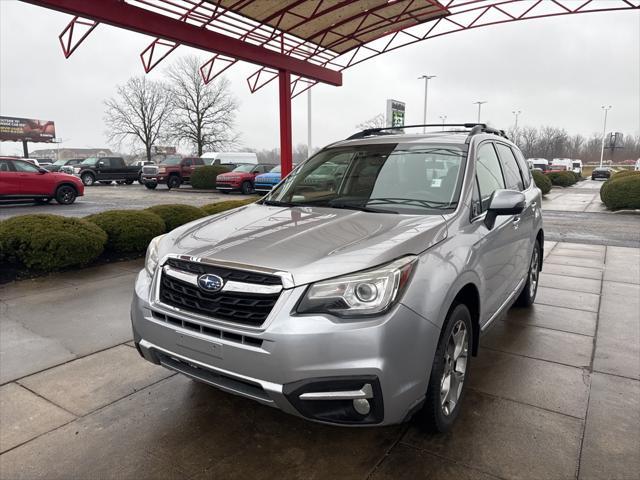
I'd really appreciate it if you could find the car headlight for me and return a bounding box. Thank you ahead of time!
[297,256,417,317]
[158,167,166,174]
[144,235,165,276]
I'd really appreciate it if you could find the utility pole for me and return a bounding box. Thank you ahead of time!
[439,115,447,130]
[512,110,522,130]
[474,101,487,123]
[307,89,312,158]
[599,105,612,168]
[418,74,436,132]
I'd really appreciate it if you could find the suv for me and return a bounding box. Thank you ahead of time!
[132,124,543,432]
[74,157,141,186]
[0,157,84,204]
[142,156,204,189]
[215,163,275,194]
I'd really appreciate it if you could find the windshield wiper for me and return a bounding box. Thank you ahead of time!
[262,199,300,207]
[367,197,456,210]
[329,201,398,214]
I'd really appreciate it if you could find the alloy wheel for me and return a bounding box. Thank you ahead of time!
[529,245,540,298]
[440,320,468,416]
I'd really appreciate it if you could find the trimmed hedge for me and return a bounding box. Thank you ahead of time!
[190,165,230,189]
[532,170,551,195]
[600,174,640,210]
[146,204,206,231]
[201,199,256,215]
[0,215,107,271]
[546,171,577,187]
[85,210,165,253]
[612,170,640,179]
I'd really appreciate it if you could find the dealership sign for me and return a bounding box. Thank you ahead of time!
[0,116,56,142]
[386,100,405,128]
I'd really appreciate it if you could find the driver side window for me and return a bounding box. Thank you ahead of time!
[14,161,40,173]
[476,143,505,211]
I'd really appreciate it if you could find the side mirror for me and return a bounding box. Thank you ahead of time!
[484,189,525,230]
[97,162,105,167]
[38,168,48,174]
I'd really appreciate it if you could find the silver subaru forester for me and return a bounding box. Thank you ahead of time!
[132,124,543,432]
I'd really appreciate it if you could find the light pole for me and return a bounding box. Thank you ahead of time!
[474,101,487,123]
[512,110,522,130]
[599,105,612,167]
[439,115,447,130]
[418,74,436,132]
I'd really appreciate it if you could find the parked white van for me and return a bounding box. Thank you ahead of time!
[572,159,583,175]
[527,158,549,171]
[635,159,640,171]
[201,152,258,165]
[551,158,573,171]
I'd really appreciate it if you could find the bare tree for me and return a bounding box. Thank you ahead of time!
[165,55,238,156]
[356,113,386,130]
[104,76,172,162]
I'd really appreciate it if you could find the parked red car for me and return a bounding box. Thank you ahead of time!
[0,157,84,204]
[215,163,276,194]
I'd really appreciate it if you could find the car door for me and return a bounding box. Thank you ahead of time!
[470,141,521,324]
[182,159,194,180]
[0,159,21,195]
[495,142,537,283]
[12,159,52,195]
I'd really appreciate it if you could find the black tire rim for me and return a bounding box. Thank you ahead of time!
[58,187,75,204]
[169,177,180,188]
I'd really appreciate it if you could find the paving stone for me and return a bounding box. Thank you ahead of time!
[542,263,603,280]
[0,277,75,301]
[0,375,402,479]
[19,345,174,416]
[553,247,605,261]
[538,273,601,294]
[545,254,605,269]
[0,383,75,453]
[506,303,597,337]
[482,321,593,368]
[579,373,640,480]
[603,247,640,285]
[558,242,606,253]
[402,391,583,480]
[535,286,600,312]
[593,281,640,379]
[469,349,590,418]
[370,444,501,480]
[0,320,76,384]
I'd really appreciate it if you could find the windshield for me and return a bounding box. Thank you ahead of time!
[264,143,466,214]
[81,157,98,165]
[233,164,254,173]
[161,156,182,165]
[269,165,281,173]
[53,159,67,166]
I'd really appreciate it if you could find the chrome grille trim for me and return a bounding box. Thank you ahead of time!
[163,265,283,295]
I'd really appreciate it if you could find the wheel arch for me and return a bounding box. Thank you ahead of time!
[450,283,481,356]
[54,181,79,195]
[536,228,544,271]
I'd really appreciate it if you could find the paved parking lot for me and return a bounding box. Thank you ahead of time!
[0,183,253,219]
[1,241,638,479]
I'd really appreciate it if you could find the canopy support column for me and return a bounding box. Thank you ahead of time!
[279,69,292,177]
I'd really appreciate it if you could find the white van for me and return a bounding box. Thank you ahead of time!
[527,158,549,171]
[201,152,257,165]
[551,158,573,171]
[635,159,640,171]
[572,159,583,175]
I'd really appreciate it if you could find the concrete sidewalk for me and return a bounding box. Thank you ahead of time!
[1,243,639,479]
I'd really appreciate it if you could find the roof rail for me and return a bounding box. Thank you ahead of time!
[346,123,509,141]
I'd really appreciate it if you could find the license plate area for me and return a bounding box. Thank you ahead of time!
[177,332,223,359]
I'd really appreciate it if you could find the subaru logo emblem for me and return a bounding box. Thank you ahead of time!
[197,274,224,292]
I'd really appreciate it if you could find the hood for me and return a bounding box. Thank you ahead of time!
[158,204,447,286]
[255,173,281,182]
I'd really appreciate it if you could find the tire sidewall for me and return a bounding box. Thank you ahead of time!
[167,176,181,189]
[81,173,94,186]
[55,185,76,205]
[241,181,252,195]
[423,303,473,432]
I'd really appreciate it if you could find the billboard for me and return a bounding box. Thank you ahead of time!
[0,116,56,142]
[386,99,405,128]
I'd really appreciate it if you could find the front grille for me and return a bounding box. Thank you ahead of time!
[142,166,158,175]
[159,259,282,326]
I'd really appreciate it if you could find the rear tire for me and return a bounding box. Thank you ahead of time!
[55,185,77,205]
[167,176,181,189]
[515,240,541,307]
[125,179,134,185]
[418,304,472,433]
[241,181,253,195]
[81,173,95,186]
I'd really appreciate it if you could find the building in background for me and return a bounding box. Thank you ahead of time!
[29,147,113,160]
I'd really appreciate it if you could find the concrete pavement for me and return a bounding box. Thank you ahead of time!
[1,242,639,479]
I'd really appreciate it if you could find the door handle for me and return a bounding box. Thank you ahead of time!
[512,216,521,229]
[531,201,537,209]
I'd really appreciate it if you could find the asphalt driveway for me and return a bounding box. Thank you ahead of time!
[1,241,638,479]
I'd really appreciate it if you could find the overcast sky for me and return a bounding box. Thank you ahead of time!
[1,1,638,156]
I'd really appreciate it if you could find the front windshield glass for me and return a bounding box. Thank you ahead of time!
[269,165,281,173]
[161,156,182,165]
[264,143,466,214]
[81,157,98,165]
[53,159,66,166]
[233,164,254,172]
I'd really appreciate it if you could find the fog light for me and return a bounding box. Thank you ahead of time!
[353,398,371,415]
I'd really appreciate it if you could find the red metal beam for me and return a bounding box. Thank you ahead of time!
[22,0,342,86]
[278,70,293,177]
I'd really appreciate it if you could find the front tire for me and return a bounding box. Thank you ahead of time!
[81,173,95,186]
[241,181,253,195]
[125,179,134,185]
[55,185,77,205]
[145,182,158,190]
[515,240,541,307]
[167,176,181,189]
[418,304,472,433]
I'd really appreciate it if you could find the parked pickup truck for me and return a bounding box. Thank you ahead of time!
[141,156,204,190]
[74,157,141,186]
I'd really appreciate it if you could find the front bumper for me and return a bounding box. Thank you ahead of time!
[142,175,166,184]
[131,268,439,426]
[215,182,240,191]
